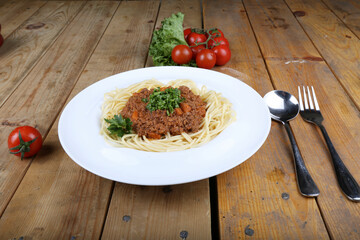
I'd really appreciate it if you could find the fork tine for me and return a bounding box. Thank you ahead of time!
[307,86,315,110]
[302,86,309,109]
[298,86,304,110]
[311,86,320,110]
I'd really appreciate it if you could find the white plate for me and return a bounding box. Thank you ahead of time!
[58,66,271,185]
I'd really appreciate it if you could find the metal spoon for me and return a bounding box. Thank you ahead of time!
[264,90,320,197]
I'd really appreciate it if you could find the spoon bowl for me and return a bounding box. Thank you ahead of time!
[263,90,299,123]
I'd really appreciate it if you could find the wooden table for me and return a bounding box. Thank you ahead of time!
[0,0,359,239]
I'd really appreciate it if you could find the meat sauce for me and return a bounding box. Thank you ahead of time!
[121,86,206,139]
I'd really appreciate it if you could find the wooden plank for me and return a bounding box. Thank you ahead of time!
[0,1,86,106]
[100,1,212,239]
[0,0,46,39]
[85,0,160,77]
[244,0,360,239]
[0,0,119,223]
[321,0,360,38]
[203,0,329,239]
[286,0,360,109]
[104,182,210,240]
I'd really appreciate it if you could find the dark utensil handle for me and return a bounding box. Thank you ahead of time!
[318,124,360,201]
[284,122,320,197]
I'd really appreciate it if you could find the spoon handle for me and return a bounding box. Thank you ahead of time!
[284,122,320,197]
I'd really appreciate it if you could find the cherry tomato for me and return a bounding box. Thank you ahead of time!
[206,28,225,38]
[8,126,43,160]
[171,45,193,64]
[212,45,231,66]
[187,32,207,46]
[196,49,216,69]
[184,28,192,41]
[208,36,229,49]
[190,44,205,60]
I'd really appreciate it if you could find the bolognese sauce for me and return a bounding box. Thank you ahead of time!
[121,86,206,139]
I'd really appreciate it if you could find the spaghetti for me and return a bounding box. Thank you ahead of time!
[100,79,235,152]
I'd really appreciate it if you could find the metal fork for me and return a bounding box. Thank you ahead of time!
[298,86,360,201]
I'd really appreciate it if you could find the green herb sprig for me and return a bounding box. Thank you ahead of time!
[144,87,185,115]
[104,114,132,137]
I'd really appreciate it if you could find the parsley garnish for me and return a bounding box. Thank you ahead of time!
[104,114,132,137]
[145,87,184,115]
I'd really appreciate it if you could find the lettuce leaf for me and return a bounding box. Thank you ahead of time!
[149,12,196,67]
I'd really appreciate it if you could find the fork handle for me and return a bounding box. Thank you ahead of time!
[284,122,320,197]
[318,124,360,201]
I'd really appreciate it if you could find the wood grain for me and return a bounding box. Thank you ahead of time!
[0,1,86,106]
[203,0,329,239]
[286,0,360,109]
[101,1,212,239]
[0,0,119,224]
[84,0,160,76]
[244,0,360,239]
[0,132,113,239]
[104,182,210,240]
[0,0,46,39]
[321,0,360,38]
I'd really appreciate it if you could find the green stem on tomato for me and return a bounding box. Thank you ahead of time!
[9,131,38,160]
[190,29,222,49]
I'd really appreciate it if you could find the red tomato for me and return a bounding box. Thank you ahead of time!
[196,49,216,69]
[206,28,225,38]
[212,45,231,66]
[183,28,192,41]
[187,32,207,46]
[208,36,229,49]
[171,45,193,64]
[190,44,205,60]
[8,126,43,160]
